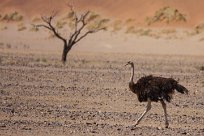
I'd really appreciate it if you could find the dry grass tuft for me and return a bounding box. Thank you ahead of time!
[145,6,186,25]
[200,66,204,71]
[1,11,23,22]
[17,23,27,31]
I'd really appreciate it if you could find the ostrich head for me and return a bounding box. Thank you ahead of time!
[125,61,134,67]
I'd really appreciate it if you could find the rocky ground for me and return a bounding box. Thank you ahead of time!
[0,51,204,136]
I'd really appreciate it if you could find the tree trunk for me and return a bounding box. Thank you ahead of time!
[62,43,71,64]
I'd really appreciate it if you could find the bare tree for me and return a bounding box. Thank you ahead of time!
[33,4,109,63]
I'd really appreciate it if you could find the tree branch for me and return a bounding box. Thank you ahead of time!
[68,11,90,45]
[67,3,78,31]
[75,27,105,44]
[32,24,52,30]
[34,12,66,43]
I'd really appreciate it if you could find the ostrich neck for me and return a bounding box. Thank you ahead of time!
[130,64,134,83]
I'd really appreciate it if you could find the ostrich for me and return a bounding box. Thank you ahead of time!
[125,61,188,128]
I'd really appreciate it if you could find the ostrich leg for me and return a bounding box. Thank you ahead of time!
[160,100,169,128]
[135,99,151,126]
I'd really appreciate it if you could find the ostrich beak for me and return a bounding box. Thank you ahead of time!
[125,61,132,66]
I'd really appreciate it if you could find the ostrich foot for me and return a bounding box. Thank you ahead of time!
[128,121,140,130]
[165,122,169,128]
[135,120,140,126]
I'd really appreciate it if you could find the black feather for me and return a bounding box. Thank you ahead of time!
[175,84,188,94]
[130,75,188,102]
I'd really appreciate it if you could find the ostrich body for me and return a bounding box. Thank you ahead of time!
[125,61,188,128]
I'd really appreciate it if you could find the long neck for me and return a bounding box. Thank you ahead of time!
[130,64,134,83]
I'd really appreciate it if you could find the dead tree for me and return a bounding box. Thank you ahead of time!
[34,4,109,63]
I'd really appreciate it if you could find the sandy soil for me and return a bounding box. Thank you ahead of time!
[1,28,204,56]
[1,0,204,27]
[0,49,204,136]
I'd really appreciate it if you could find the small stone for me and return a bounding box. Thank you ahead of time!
[0,124,6,128]
[91,130,97,133]
[157,127,162,130]
[22,127,32,130]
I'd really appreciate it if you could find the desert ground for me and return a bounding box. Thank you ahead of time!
[0,48,204,136]
[1,0,204,135]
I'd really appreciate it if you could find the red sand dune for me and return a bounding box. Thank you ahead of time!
[1,0,204,27]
